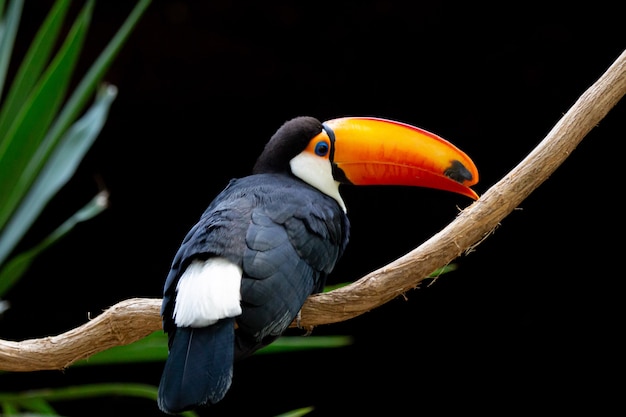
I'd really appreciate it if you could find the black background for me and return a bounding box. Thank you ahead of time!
[1,1,624,415]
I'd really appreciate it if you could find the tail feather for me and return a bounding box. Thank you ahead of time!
[158,319,235,414]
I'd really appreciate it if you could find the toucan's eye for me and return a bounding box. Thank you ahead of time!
[314,141,329,157]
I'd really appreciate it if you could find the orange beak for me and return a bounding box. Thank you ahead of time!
[322,117,479,200]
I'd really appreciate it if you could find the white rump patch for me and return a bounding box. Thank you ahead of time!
[173,257,243,327]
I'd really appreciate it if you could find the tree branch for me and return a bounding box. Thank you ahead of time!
[2,49,625,373]
[0,298,161,372]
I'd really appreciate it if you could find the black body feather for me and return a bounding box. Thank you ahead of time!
[158,172,350,414]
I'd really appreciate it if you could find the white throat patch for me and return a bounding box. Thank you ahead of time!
[290,152,346,212]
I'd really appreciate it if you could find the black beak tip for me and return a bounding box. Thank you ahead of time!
[445,160,474,184]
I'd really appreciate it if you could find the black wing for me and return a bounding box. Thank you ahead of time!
[161,174,349,356]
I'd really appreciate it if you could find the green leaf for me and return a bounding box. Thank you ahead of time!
[74,331,169,367]
[429,263,458,277]
[256,335,354,354]
[275,407,315,417]
[74,333,353,368]
[0,0,93,230]
[0,84,117,268]
[27,0,152,191]
[0,0,23,99]
[0,383,178,412]
[0,399,20,415]
[0,0,71,149]
[15,396,57,414]
[52,0,151,124]
[0,190,108,297]
[0,382,202,416]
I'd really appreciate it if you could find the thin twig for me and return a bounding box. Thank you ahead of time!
[1,48,625,373]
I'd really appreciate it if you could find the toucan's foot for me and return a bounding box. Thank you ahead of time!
[296,309,314,336]
[296,309,302,328]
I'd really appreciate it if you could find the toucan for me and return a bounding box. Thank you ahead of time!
[157,116,479,414]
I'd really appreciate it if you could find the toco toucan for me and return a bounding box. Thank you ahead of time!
[157,116,479,414]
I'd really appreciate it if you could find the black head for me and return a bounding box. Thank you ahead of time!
[252,116,323,174]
